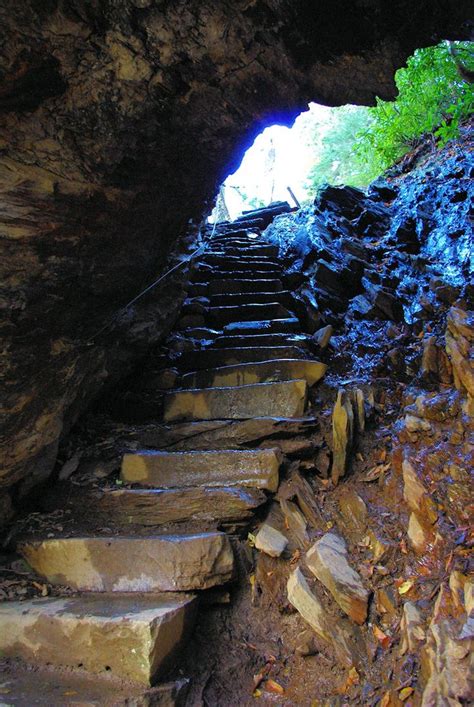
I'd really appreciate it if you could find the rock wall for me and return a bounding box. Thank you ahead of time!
[0,1,471,495]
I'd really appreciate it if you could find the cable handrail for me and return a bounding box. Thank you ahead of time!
[87,238,210,343]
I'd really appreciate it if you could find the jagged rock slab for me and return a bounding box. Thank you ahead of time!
[306,532,369,625]
[139,416,320,454]
[121,448,280,491]
[0,594,197,685]
[287,568,361,668]
[210,333,310,349]
[224,317,301,334]
[332,389,354,484]
[0,662,191,707]
[44,486,267,526]
[207,278,283,294]
[255,524,288,557]
[20,533,234,591]
[177,346,307,371]
[181,359,327,389]
[163,379,307,422]
[206,303,293,326]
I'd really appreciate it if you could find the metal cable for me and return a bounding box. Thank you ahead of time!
[87,237,210,343]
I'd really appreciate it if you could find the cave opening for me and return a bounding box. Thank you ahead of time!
[210,102,373,222]
[0,1,472,703]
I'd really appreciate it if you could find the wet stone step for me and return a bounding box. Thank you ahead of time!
[192,269,282,283]
[0,594,197,685]
[163,379,308,422]
[206,278,284,295]
[0,661,191,707]
[209,291,292,307]
[176,346,309,370]
[121,448,281,491]
[46,485,267,526]
[210,333,311,349]
[208,246,279,257]
[206,303,294,326]
[223,317,301,334]
[20,533,234,592]
[200,254,279,266]
[180,359,327,389]
[140,416,320,454]
[198,261,281,273]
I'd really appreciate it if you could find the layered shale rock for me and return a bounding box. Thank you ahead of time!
[0,0,470,496]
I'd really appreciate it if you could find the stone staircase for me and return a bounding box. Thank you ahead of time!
[0,207,328,703]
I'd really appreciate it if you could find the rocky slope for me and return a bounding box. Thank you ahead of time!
[0,0,471,500]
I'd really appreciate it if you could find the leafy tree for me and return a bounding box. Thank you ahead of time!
[306,41,474,191]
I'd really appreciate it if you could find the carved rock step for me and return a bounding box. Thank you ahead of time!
[20,533,234,592]
[210,333,311,349]
[45,485,267,526]
[163,379,308,422]
[200,254,280,266]
[139,416,319,453]
[0,661,191,707]
[192,269,282,283]
[209,291,292,307]
[193,279,283,295]
[199,255,280,267]
[207,245,279,257]
[176,346,309,371]
[198,262,282,274]
[206,303,294,327]
[121,448,280,492]
[0,594,197,685]
[224,318,301,334]
[180,359,327,389]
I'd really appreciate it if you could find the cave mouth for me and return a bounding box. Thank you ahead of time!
[210,102,373,222]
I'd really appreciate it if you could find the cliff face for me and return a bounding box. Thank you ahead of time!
[0,1,470,496]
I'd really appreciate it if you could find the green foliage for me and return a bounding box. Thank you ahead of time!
[307,41,474,190]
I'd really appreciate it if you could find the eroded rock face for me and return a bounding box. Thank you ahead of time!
[0,0,470,494]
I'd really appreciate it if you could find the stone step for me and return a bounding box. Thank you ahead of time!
[0,594,197,686]
[208,245,278,257]
[210,333,311,349]
[206,278,284,295]
[45,485,267,527]
[223,318,301,334]
[192,269,282,283]
[163,379,308,422]
[140,416,319,455]
[180,359,327,389]
[0,663,191,707]
[206,303,294,327]
[200,254,280,267]
[121,448,281,491]
[176,346,309,370]
[20,533,234,592]
[209,291,292,307]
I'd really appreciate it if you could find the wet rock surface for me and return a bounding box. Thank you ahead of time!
[2,0,469,497]
[1,127,473,704]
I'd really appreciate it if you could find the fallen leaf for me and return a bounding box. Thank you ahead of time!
[373,625,392,649]
[398,579,415,595]
[265,679,284,695]
[253,688,262,698]
[399,686,414,701]
[363,462,391,482]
